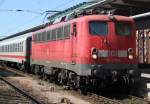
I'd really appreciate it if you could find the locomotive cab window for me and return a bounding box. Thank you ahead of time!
[89,21,108,36]
[115,22,132,36]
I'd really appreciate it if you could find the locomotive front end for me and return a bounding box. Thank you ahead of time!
[88,15,139,86]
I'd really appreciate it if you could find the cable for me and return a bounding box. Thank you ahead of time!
[0,9,60,15]
[52,0,76,10]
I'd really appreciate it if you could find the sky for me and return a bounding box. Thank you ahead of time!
[0,0,91,37]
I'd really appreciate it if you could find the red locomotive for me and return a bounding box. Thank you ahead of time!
[0,1,140,92]
[29,14,139,90]
[0,14,139,90]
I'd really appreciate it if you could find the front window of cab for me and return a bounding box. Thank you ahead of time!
[115,22,132,36]
[89,21,108,36]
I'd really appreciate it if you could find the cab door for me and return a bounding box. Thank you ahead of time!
[71,23,77,64]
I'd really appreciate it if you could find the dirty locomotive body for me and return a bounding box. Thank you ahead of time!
[0,15,139,90]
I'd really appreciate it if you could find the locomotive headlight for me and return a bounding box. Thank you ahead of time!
[129,70,134,75]
[128,48,133,53]
[92,54,98,60]
[128,54,133,60]
[91,47,98,60]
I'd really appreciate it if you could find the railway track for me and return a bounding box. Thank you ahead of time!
[2,67,124,104]
[0,76,44,104]
[75,92,123,104]
[126,95,150,104]
[1,66,150,104]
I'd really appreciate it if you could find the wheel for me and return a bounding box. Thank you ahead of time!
[30,65,35,74]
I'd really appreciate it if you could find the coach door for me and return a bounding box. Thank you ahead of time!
[71,23,77,64]
[26,37,32,64]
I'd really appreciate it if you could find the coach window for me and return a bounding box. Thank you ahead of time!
[3,45,5,52]
[89,21,108,36]
[2,46,4,52]
[2,46,3,52]
[13,44,15,52]
[10,45,11,52]
[19,43,20,52]
[21,42,23,52]
[19,42,20,52]
[16,43,18,52]
[15,44,17,52]
[16,44,18,52]
[7,45,9,52]
[5,45,6,52]
[7,45,8,52]
[12,44,13,52]
[8,45,9,52]
[52,29,56,40]
[6,45,8,52]
[64,24,70,38]
[8,45,10,52]
[18,43,20,52]
[5,45,7,52]
[18,42,20,52]
[17,43,19,52]
[3,46,4,52]
[1,46,2,52]
[4,46,5,52]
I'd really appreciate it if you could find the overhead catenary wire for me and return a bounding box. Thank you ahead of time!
[0,9,60,15]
